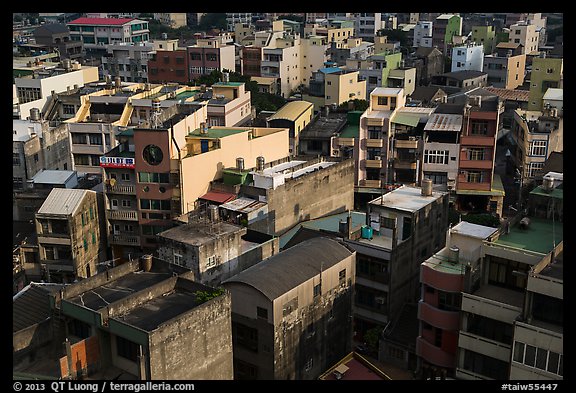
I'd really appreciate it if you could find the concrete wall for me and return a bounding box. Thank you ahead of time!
[325,71,366,107]
[148,290,233,379]
[13,320,53,354]
[256,158,355,236]
[180,128,289,213]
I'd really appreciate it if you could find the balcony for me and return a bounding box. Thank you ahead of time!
[37,236,71,246]
[106,209,138,221]
[336,137,355,147]
[365,159,383,168]
[460,135,495,146]
[418,301,460,331]
[395,139,418,149]
[461,290,522,324]
[457,331,511,363]
[420,264,465,292]
[416,337,455,369]
[106,184,135,195]
[360,179,381,188]
[110,233,141,246]
[393,159,417,170]
[71,144,105,155]
[366,139,384,148]
[459,159,493,170]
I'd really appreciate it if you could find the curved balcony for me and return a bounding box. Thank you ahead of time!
[416,337,456,369]
[418,301,460,331]
[420,264,465,292]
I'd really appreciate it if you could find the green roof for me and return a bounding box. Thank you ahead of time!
[529,186,563,200]
[213,82,244,87]
[188,128,247,138]
[339,125,359,138]
[391,113,420,127]
[495,217,563,255]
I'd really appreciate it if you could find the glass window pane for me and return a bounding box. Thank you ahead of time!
[547,351,559,374]
[513,342,524,363]
[536,348,547,370]
[524,345,536,367]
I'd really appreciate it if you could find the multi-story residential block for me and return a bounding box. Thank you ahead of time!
[373,36,399,54]
[147,47,189,84]
[527,55,563,111]
[324,69,367,108]
[417,221,498,378]
[35,188,104,283]
[508,22,539,55]
[413,21,433,48]
[327,37,374,66]
[451,44,484,73]
[52,257,233,379]
[187,37,236,80]
[261,31,302,98]
[14,62,99,120]
[453,92,504,216]
[432,14,462,54]
[226,13,264,32]
[455,188,563,380]
[222,237,356,380]
[156,218,278,287]
[471,25,496,55]
[266,100,314,155]
[388,67,416,97]
[430,70,488,91]
[421,110,462,192]
[484,43,526,89]
[101,42,154,83]
[33,23,84,61]
[300,35,329,85]
[207,79,253,127]
[153,13,187,28]
[511,101,563,184]
[353,13,383,42]
[303,20,355,44]
[346,51,401,99]
[235,22,255,44]
[67,17,150,56]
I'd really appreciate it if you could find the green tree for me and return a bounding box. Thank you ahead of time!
[198,13,227,31]
[364,326,383,353]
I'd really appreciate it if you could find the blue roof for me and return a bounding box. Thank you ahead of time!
[319,67,343,74]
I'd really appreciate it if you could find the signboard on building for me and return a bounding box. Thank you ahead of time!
[99,156,135,168]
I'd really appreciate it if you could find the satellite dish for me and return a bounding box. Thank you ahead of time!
[109,178,117,187]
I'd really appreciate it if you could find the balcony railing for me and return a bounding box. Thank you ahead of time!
[106,209,138,221]
[360,179,381,188]
[106,184,135,195]
[365,159,383,168]
[366,139,384,148]
[395,139,418,149]
[393,159,417,170]
[336,137,355,146]
[110,233,141,246]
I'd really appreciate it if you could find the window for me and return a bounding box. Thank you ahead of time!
[257,307,268,320]
[121,173,130,181]
[111,199,118,208]
[139,199,171,211]
[44,245,55,260]
[313,283,321,298]
[89,206,94,219]
[68,319,91,339]
[339,269,346,285]
[466,171,483,183]
[424,150,449,164]
[91,232,96,245]
[233,322,258,352]
[438,291,461,311]
[72,133,87,144]
[470,121,488,135]
[89,134,102,145]
[467,148,485,161]
[528,162,544,178]
[305,358,313,371]
[121,200,131,207]
[83,237,88,251]
[173,252,183,266]
[402,216,412,240]
[380,216,396,229]
[12,153,20,166]
[377,96,388,105]
[116,336,139,362]
[529,140,546,156]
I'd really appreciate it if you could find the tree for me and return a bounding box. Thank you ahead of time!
[377,28,410,51]
[364,326,383,354]
[198,13,227,31]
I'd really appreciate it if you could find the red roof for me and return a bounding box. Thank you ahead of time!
[68,17,135,26]
[199,191,237,204]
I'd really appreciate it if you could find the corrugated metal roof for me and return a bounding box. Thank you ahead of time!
[37,188,91,216]
[31,169,76,185]
[220,197,266,213]
[13,283,64,332]
[267,101,314,122]
[223,237,353,300]
[424,113,463,132]
[543,88,563,101]
[199,191,237,204]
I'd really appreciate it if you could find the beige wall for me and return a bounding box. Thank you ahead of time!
[505,55,526,89]
[325,71,367,106]
[180,128,289,212]
[509,24,539,54]
[300,37,328,85]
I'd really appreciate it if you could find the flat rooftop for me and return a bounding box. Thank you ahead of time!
[369,186,445,213]
[188,127,248,138]
[158,221,243,246]
[451,221,498,240]
[472,284,524,309]
[68,271,171,311]
[495,217,563,255]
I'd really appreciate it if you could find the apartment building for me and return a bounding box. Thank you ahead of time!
[432,14,462,54]
[147,48,189,84]
[508,22,539,55]
[455,188,563,380]
[266,100,314,155]
[206,79,252,127]
[33,23,84,61]
[187,37,236,80]
[153,13,187,28]
[346,51,401,99]
[35,188,104,283]
[471,25,496,55]
[300,35,329,85]
[484,43,526,89]
[354,13,383,42]
[325,69,367,108]
[303,20,355,44]
[451,44,484,73]
[67,17,149,57]
[52,257,233,379]
[327,37,375,66]
[222,237,356,380]
[527,56,563,111]
[407,47,445,87]
[101,42,154,83]
[226,13,264,32]
[413,21,433,48]
[417,221,498,378]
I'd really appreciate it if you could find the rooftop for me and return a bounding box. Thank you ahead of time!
[220,197,267,214]
[36,188,90,216]
[484,87,530,102]
[13,282,65,332]
[223,237,353,301]
[450,221,498,239]
[267,101,314,122]
[68,17,136,26]
[369,186,445,213]
[473,283,524,309]
[319,352,390,380]
[494,217,563,255]
[188,127,248,139]
[31,169,76,185]
[442,70,486,80]
[339,124,359,138]
[371,87,403,96]
[543,87,563,101]
[424,113,463,132]
[157,221,243,246]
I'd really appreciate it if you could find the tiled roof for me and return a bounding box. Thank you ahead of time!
[484,87,530,102]
[68,17,135,26]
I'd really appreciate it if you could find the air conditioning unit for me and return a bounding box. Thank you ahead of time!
[409,136,416,141]
[374,156,382,160]
[375,297,385,304]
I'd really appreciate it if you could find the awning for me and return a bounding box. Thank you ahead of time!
[198,191,237,204]
[391,113,420,127]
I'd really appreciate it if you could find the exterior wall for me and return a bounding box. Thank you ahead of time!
[451,45,484,72]
[325,72,366,107]
[509,23,539,54]
[528,57,563,111]
[148,291,233,379]
[210,83,252,127]
[69,122,118,176]
[388,68,416,96]
[472,25,496,54]
[300,37,328,86]
[180,128,289,213]
[414,21,433,48]
[422,142,460,186]
[265,159,355,235]
[147,50,189,84]
[484,54,526,89]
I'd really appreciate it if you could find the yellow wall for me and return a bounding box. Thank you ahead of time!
[180,128,289,211]
[325,71,367,106]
